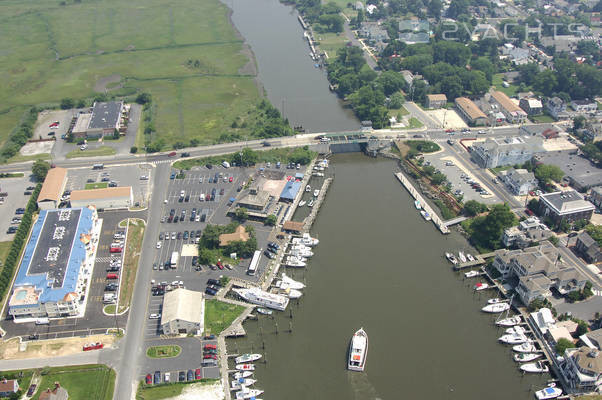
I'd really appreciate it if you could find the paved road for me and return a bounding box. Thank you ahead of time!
[404,102,441,129]
[0,348,119,370]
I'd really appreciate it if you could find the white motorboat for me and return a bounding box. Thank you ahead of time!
[281,273,305,290]
[505,326,526,335]
[496,316,522,327]
[482,302,510,313]
[466,253,475,262]
[458,251,467,263]
[299,200,306,207]
[231,378,257,390]
[513,353,541,363]
[464,270,480,278]
[445,252,458,265]
[520,361,549,373]
[474,282,489,291]
[313,189,319,197]
[285,256,306,268]
[513,341,537,353]
[302,233,319,246]
[235,363,255,371]
[420,210,431,221]
[348,328,368,372]
[232,371,253,379]
[312,172,324,177]
[535,383,562,399]
[307,199,314,207]
[235,387,264,400]
[235,353,262,364]
[305,185,311,192]
[289,248,313,258]
[233,288,289,311]
[499,332,528,344]
[414,200,422,209]
[488,298,502,304]
[256,308,272,316]
[282,288,303,299]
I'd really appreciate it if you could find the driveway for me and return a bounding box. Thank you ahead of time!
[554,295,602,322]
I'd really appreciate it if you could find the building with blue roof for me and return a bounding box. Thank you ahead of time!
[279,181,302,202]
[8,207,98,319]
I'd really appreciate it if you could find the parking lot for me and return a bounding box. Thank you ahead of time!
[66,164,153,206]
[0,174,37,241]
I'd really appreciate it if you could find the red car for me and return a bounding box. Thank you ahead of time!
[229,177,233,182]
[168,151,177,157]
[445,129,454,133]
[525,209,534,216]
[204,344,217,350]
[145,374,152,384]
[49,121,59,128]
[195,368,201,380]
[217,261,224,270]
[203,354,217,360]
[110,247,122,253]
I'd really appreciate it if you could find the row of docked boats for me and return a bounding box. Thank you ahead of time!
[273,272,305,299]
[231,354,264,399]
[445,250,475,265]
[414,200,432,221]
[284,234,318,268]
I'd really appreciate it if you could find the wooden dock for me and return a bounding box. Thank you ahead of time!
[394,172,449,234]
[453,252,495,270]
[304,177,332,231]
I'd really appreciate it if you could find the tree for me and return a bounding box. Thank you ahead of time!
[388,93,404,109]
[60,98,75,109]
[527,198,540,214]
[431,172,447,185]
[130,146,138,154]
[573,115,586,133]
[31,160,50,182]
[535,164,564,184]
[428,0,442,18]
[135,92,152,105]
[471,57,496,83]
[555,338,574,355]
[235,207,248,222]
[463,200,488,216]
[467,203,517,249]
[533,70,558,96]
[198,248,216,265]
[576,320,589,336]
[265,214,277,226]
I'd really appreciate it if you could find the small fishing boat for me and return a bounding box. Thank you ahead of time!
[420,210,431,221]
[496,316,522,327]
[235,354,262,364]
[299,200,306,207]
[308,199,314,207]
[474,282,489,291]
[482,302,510,313]
[281,273,305,289]
[348,328,368,372]
[513,353,541,363]
[282,288,303,299]
[232,371,253,379]
[235,387,264,400]
[235,364,255,371]
[305,185,311,192]
[256,307,272,316]
[464,270,480,278]
[466,253,475,262]
[535,383,562,399]
[445,252,458,265]
[488,298,502,304]
[231,378,257,390]
[520,361,548,373]
[513,341,537,353]
[458,251,467,263]
[414,200,422,209]
[313,189,319,197]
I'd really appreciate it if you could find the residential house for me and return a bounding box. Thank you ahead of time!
[499,168,537,195]
[546,97,568,120]
[426,94,447,109]
[455,97,488,126]
[529,307,556,335]
[538,190,595,224]
[470,136,544,168]
[581,122,602,142]
[359,22,390,43]
[516,274,553,304]
[0,379,19,397]
[502,216,552,248]
[575,231,602,263]
[490,91,528,123]
[39,382,68,400]
[560,347,602,393]
[398,19,429,32]
[580,328,602,350]
[519,98,543,115]
[571,99,598,113]
[501,43,531,65]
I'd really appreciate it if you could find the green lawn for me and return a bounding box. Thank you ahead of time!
[103,304,116,314]
[32,365,115,400]
[173,147,317,170]
[136,380,218,400]
[315,32,348,59]
[146,345,181,359]
[7,153,51,163]
[489,165,512,174]
[66,146,116,159]
[85,182,108,190]
[120,219,145,312]
[407,117,423,129]
[204,299,244,336]
[530,114,555,123]
[492,74,520,97]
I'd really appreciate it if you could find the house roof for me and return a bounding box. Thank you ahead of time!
[160,288,203,326]
[539,190,595,215]
[283,221,304,232]
[427,94,447,102]
[88,101,123,130]
[583,328,602,349]
[38,167,67,202]
[491,91,526,114]
[573,346,602,374]
[548,326,574,343]
[280,181,302,201]
[577,231,596,248]
[219,225,249,246]
[70,187,132,202]
[455,97,487,120]
[0,379,18,393]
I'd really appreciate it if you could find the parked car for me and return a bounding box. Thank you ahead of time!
[264,250,275,259]
[154,371,161,384]
[187,370,194,381]
[145,374,152,385]
[195,368,201,380]
[205,287,218,296]
[27,384,37,397]
[178,371,186,382]
[207,279,221,287]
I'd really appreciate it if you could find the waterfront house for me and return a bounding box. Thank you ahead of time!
[470,136,543,168]
[490,91,528,123]
[455,97,488,126]
[519,98,543,115]
[426,94,447,109]
[546,97,568,120]
[0,379,19,398]
[501,216,552,248]
[529,307,556,335]
[560,347,602,393]
[516,274,552,304]
[498,168,537,196]
[575,231,602,263]
[580,328,602,350]
[538,190,595,224]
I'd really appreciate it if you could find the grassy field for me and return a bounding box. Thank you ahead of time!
[315,32,348,59]
[490,165,513,174]
[146,345,182,359]
[136,380,218,400]
[85,182,108,190]
[530,114,555,123]
[7,153,51,163]
[0,0,261,151]
[204,299,245,336]
[119,219,145,312]
[173,147,316,170]
[66,146,116,159]
[0,172,24,178]
[492,74,520,97]
[32,365,115,400]
[0,241,12,266]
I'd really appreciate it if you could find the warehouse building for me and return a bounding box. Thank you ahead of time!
[37,167,67,210]
[8,207,100,320]
[69,186,133,210]
[279,181,302,202]
[455,97,488,126]
[72,101,126,138]
[161,288,204,335]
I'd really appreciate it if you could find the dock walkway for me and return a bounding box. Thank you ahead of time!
[453,252,495,270]
[394,172,449,234]
[443,216,467,227]
[304,177,332,231]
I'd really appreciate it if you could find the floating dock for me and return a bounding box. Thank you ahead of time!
[394,172,449,234]
[304,177,332,231]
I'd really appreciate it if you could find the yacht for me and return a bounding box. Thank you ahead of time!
[474,282,489,291]
[482,302,510,313]
[513,341,537,353]
[292,233,319,246]
[312,172,324,177]
[513,353,541,363]
[535,383,562,399]
[499,332,528,344]
[285,256,306,268]
[233,288,289,311]
[464,270,480,278]
[232,371,253,379]
[256,307,272,316]
[289,246,313,257]
[466,253,475,262]
[313,189,319,197]
[519,361,549,373]
[458,251,467,263]
[420,210,431,221]
[235,387,264,400]
[299,200,306,207]
[505,326,526,335]
[281,273,305,290]
[235,363,255,371]
[282,288,303,299]
[414,200,422,209]
[231,378,257,390]
[496,316,522,327]
[305,185,311,192]
[348,328,368,372]
[235,354,262,364]
[307,199,314,207]
[445,252,458,265]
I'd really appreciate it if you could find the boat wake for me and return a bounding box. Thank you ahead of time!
[347,371,382,400]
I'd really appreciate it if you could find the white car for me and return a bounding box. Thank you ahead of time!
[180,190,185,197]
[199,194,205,201]
[195,215,201,222]
[164,372,170,382]
[149,313,161,319]
[164,199,168,204]
[156,241,162,249]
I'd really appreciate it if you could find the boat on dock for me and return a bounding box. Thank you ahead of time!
[235,387,264,400]
[505,326,526,335]
[482,302,510,313]
[414,200,422,209]
[458,251,467,263]
[281,273,305,290]
[285,256,306,268]
[420,210,431,221]
[513,341,537,353]
[232,288,289,311]
[235,363,255,371]
[446,252,458,265]
[348,328,368,372]
[519,361,549,373]
[308,199,314,207]
[488,298,503,304]
[305,185,311,192]
[499,332,528,344]
[231,378,257,390]
[292,233,319,246]
[282,287,303,299]
[299,200,306,207]
[313,189,319,197]
[256,308,272,316]
[496,316,522,327]
[232,371,253,379]
[514,353,541,363]
[474,282,489,291]
[464,270,480,278]
[235,354,262,364]
[466,253,475,262]
[535,383,562,399]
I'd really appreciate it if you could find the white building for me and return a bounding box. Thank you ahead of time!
[161,288,204,335]
[69,187,133,210]
[499,168,537,195]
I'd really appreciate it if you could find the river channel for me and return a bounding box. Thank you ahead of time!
[224,0,360,133]
[229,154,549,400]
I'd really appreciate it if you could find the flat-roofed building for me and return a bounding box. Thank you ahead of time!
[71,113,92,138]
[470,136,543,168]
[161,288,204,335]
[237,187,270,211]
[426,94,447,109]
[69,186,133,210]
[37,167,67,210]
[538,190,595,224]
[455,97,488,126]
[490,91,527,123]
[87,101,124,137]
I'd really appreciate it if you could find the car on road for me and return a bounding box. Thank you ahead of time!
[149,313,161,319]
[181,152,190,157]
[478,130,486,134]
[568,232,578,238]
[445,129,454,133]
[178,371,186,382]
[219,188,225,195]
[170,173,176,180]
[168,151,177,157]
[145,374,152,385]
[229,176,233,182]
[154,371,161,384]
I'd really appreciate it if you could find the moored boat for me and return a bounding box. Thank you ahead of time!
[499,332,528,344]
[420,210,431,221]
[348,328,368,372]
[414,200,422,209]
[308,199,314,207]
[305,185,311,192]
[513,341,537,353]
[285,256,306,268]
[231,378,257,390]
[313,189,319,197]
[496,315,522,327]
[256,307,272,316]
[520,361,549,373]
[235,363,255,371]
[535,383,562,399]
[474,282,489,291]
[235,354,262,364]
[445,252,458,265]
[513,352,541,363]
[482,302,510,313]
[233,288,289,311]
[281,273,305,290]
[235,387,264,400]
[464,270,480,278]
[458,251,467,263]
[282,288,303,299]
[488,298,502,304]
[466,253,475,262]
[232,371,253,379]
[299,200,306,207]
